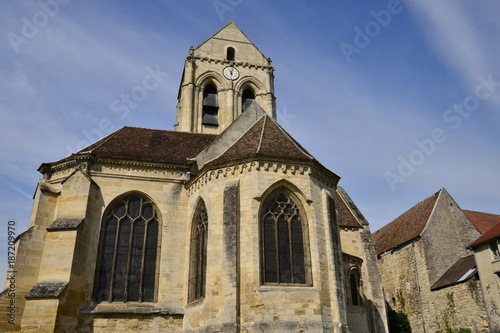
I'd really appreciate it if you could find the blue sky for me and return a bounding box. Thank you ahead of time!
[1,0,500,284]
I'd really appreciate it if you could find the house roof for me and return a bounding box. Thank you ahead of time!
[469,222,500,248]
[336,191,363,229]
[463,210,500,234]
[39,126,218,170]
[430,255,477,290]
[373,190,441,255]
[207,115,315,166]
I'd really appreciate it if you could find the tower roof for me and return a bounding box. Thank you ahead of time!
[192,20,269,66]
[206,115,314,166]
[194,20,268,61]
[191,102,339,182]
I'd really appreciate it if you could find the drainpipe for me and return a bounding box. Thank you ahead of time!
[411,241,426,333]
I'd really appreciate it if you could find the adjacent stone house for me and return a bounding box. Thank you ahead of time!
[0,21,388,332]
[373,188,489,332]
[468,212,500,330]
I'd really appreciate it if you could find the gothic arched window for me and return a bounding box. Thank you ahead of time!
[242,88,255,112]
[226,47,235,61]
[188,199,208,302]
[202,84,219,126]
[350,269,361,306]
[260,189,311,285]
[95,194,159,303]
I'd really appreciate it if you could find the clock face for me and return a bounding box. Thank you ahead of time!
[223,66,239,80]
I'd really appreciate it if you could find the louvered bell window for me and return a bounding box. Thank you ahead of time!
[202,84,219,126]
[242,88,255,112]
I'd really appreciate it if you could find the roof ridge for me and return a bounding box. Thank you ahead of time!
[204,115,266,165]
[420,188,443,236]
[376,189,442,233]
[256,116,267,154]
[123,126,218,137]
[76,126,126,155]
[338,190,361,225]
[265,115,314,160]
[464,209,500,217]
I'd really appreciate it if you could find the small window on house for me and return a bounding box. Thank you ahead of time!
[202,84,219,126]
[350,269,361,306]
[490,240,500,260]
[226,47,235,61]
[242,88,255,112]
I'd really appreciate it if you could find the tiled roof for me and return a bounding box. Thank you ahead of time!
[431,255,477,290]
[207,116,315,165]
[463,210,500,234]
[336,191,363,229]
[40,126,217,168]
[373,190,441,255]
[469,222,500,248]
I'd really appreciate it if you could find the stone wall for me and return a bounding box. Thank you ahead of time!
[428,278,488,332]
[183,161,344,332]
[378,239,488,332]
[4,158,389,332]
[420,189,481,286]
[0,182,59,332]
[84,315,183,332]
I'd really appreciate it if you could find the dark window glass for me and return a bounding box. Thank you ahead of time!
[95,194,159,303]
[490,241,500,260]
[143,220,158,302]
[350,271,360,306]
[227,47,235,61]
[242,89,255,111]
[188,200,208,302]
[261,190,310,285]
[202,84,219,126]
[328,197,340,245]
[113,218,131,301]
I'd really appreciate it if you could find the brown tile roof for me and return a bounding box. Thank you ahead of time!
[373,190,441,255]
[469,222,500,248]
[207,116,315,165]
[463,210,500,234]
[430,255,477,290]
[40,126,217,169]
[336,191,363,229]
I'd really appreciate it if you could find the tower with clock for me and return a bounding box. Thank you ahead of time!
[174,20,276,134]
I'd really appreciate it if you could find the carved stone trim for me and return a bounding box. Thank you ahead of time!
[192,56,274,71]
[186,161,322,196]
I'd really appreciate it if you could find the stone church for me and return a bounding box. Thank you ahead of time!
[1,21,388,332]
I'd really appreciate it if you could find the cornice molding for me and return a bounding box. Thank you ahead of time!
[186,160,338,196]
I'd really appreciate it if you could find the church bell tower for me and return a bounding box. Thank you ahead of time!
[174,20,276,134]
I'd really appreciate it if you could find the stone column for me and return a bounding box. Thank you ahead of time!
[221,181,240,332]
